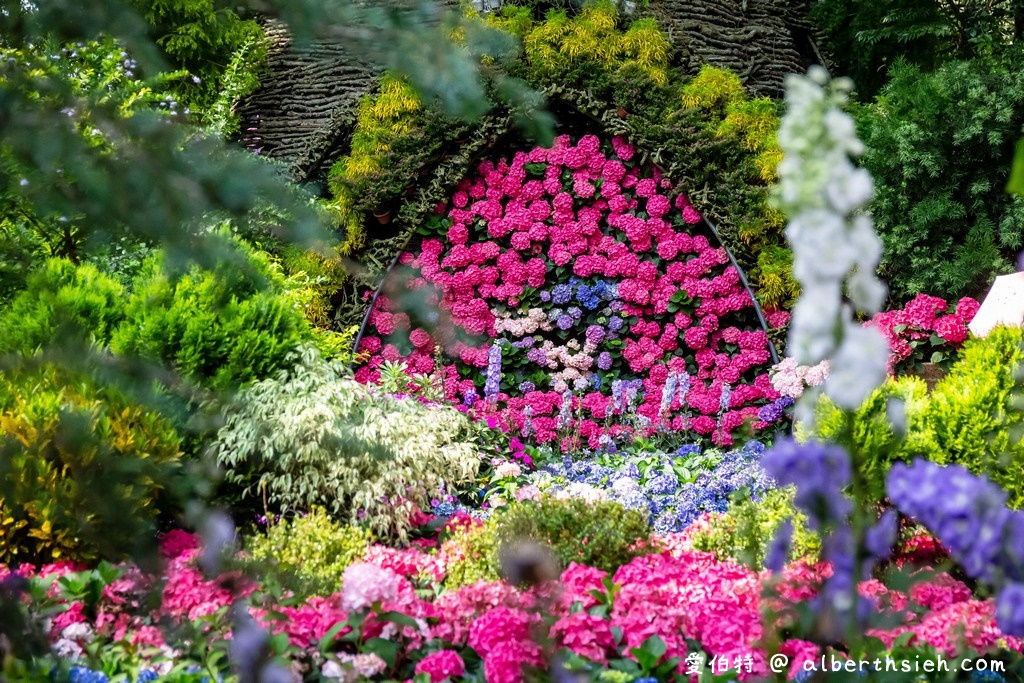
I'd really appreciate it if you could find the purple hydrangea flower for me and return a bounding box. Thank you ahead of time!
[887,460,1014,583]
[762,439,853,530]
[758,396,795,423]
[539,290,551,303]
[585,325,605,345]
[607,316,624,332]
[463,388,478,407]
[518,381,535,393]
[996,583,1024,636]
[597,351,613,370]
[556,314,573,330]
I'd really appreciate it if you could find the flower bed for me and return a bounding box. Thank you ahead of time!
[12,527,1022,683]
[355,134,781,449]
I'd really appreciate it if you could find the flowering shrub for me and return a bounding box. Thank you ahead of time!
[528,440,774,534]
[867,293,980,374]
[11,530,1023,683]
[356,134,780,448]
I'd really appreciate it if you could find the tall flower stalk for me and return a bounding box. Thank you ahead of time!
[774,66,888,415]
[764,68,895,650]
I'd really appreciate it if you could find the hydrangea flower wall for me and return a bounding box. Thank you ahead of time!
[355,134,781,448]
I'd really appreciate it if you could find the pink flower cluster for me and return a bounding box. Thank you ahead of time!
[8,528,1024,682]
[867,293,980,374]
[356,134,780,447]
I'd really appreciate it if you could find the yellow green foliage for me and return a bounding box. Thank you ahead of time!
[809,327,1024,507]
[680,65,790,308]
[517,4,671,86]
[247,507,372,598]
[276,244,348,334]
[0,365,182,564]
[328,74,422,254]
[440,521,501,588]
[688,487,820,569]
[680,66,745,111]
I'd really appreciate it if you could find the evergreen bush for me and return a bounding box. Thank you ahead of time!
[859,55,1024,301]
[111,240,310,391]
[490,496,651,573]
[0,258,126,356]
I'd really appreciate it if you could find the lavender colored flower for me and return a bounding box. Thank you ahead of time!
[539,290,552,303]
[607,316,624,332]
[556,315,573,330]
[597,351,613,370]
[676,372,690,404]
[865,509,897,562]
[568,306,582,320]
[557,390,573,429]
[463,388,479,407]
[611,379,625,413]
[573,377,589,391]
[765,519,794,573]
[518,381,535,393]
[996,583,1024,636]
[719,383,732,411]
[660,373,677,415]
[585,325,606,345]
[762,439,852,530]
[758,396,795,423]
[484,343,502,400]
[552,284,572,305]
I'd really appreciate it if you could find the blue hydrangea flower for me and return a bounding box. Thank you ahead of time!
[552,284,572,305]
[644,473,679,496]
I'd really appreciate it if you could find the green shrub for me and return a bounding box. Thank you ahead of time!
[490,496,651,573]
[129,0,262,114]
[809,375,931,503]
[810,327,1024,507]
[111,241,310,391]
[688,488,820,569]
[912,326,1024,506]
[441,522,501,589]
[0,364,183,564]
[210,345,481,540]
[246,508,372,598]
[860,55,1024,301]
[0,258,126,355]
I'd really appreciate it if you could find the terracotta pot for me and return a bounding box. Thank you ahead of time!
[372,209,392,225]
[616,107,629,119]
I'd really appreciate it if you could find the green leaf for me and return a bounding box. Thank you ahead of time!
[362,637,399,668]
[316,622,348,652]
[1008,137,1024,195]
